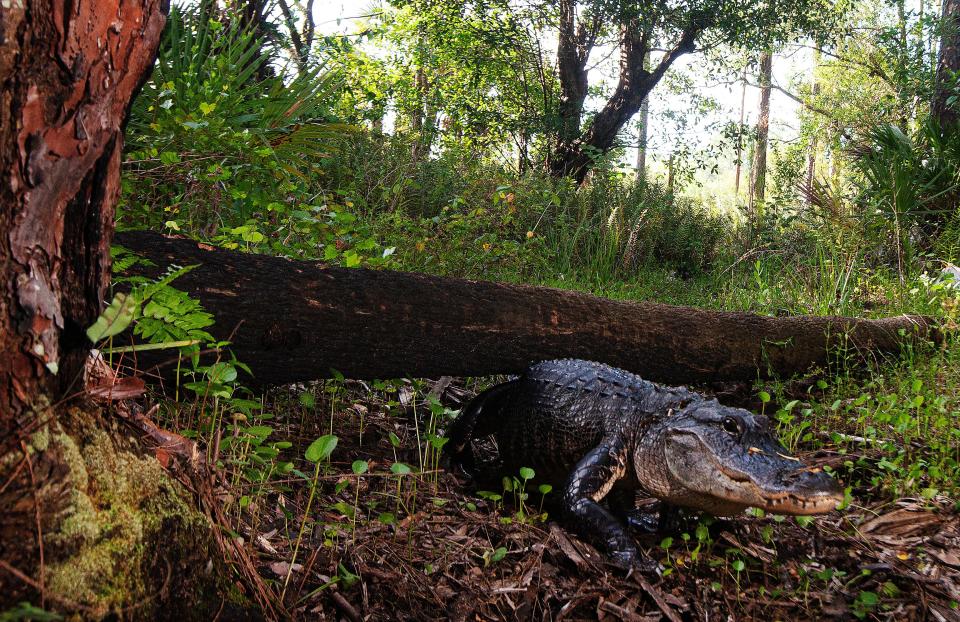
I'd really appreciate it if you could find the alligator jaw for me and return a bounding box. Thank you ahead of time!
[664,432,844,516]
[712,460,844,515]
[757,490,844,515]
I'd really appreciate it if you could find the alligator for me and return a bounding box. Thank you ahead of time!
[445,359,844,570]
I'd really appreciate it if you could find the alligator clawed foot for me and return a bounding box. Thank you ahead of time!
[624,504,687,533]
[625,509,661,534]
[607,548,663,577]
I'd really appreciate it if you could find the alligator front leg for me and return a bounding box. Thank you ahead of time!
[561,439,653,572]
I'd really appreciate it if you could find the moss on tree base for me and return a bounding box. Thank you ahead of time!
[0,404,256,620]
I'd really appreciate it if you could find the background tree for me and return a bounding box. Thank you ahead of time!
[932,0,959,129]
[748,50,773,217]
[544,0,839,182]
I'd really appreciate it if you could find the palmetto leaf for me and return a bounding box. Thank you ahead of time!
[128,0,349,174]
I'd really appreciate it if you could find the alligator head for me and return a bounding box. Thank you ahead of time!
[636,399,844,516]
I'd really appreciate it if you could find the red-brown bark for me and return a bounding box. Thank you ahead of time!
[0,0,167,609]
[0,0,166,422]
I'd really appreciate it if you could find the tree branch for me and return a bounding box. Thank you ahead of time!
[276,0,307,67]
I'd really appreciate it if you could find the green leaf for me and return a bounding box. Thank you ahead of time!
[352,460,369,475]
[390,462,412,475]
[87,292,139,342]
[378,512,396,524]
[159,151,181,164]
[305,434,338,463]
[857,591,879,606]
[332,501,355,519]
[245,425,273,440]
[207,362,237,384]
[519,467,535,481]
[241,229,264,243]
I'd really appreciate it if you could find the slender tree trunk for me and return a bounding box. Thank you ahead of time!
[409,65,428,161]
[805,52,821,206]
[519,131,530,175]
[932,0,960,130]
[666,153,676,195]
[735,69,747,195]
[748,51,772,219]
[636,51,652,181]
[115,231,937,389]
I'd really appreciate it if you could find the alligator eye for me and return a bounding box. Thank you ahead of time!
[722,416,742,436]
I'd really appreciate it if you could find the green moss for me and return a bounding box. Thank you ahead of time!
[48,490,100,546]
[34,407,243,619]
[53,429,87,492]
[29,424,50,453]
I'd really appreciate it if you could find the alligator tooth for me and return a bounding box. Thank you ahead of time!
[776,452,801,462]
[748,446,763,455]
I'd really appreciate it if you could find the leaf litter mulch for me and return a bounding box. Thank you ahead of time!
[216,378,960,621]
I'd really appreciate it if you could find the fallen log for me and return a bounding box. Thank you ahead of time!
[114,231,938,387]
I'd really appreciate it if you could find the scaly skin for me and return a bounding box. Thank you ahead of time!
[446,359,844,570]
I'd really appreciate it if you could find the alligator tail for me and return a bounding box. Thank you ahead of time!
[444,379,518,473]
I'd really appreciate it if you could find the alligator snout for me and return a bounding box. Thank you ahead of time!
[761,464,845,514]
[779,465,844,496]
[780,465,836,487]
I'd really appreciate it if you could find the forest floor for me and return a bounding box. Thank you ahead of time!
[211,378,960,622]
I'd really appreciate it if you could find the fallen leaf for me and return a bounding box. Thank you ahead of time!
[269,561,302,577]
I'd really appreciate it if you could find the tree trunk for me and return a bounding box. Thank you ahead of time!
[115,231,936,389]
[548,0,591,178]
[0,0,163,445]
[805,52,821,206]
[735,69,747,195]
[0,1,253,615]
[549,15,699,183]
[748,51,772,218]
[666,153,676,195]
[932,0,960,130]
[635,51,651,181]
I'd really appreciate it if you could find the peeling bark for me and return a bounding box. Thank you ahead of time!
[0,0,167,420]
